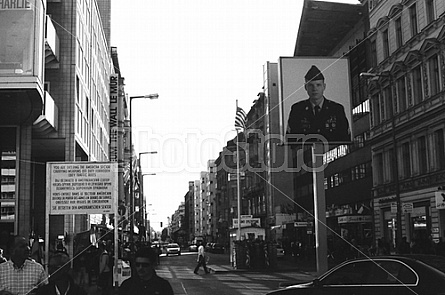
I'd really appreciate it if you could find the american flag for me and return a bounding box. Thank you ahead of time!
[235,106,247,131]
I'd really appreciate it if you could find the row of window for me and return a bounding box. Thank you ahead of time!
[0,192,15,200]
[323,132,370,165]
[371,53,442,126]
[324,162,372,190]
[373,128,445,185]
[371,0,436,67]
[74,1,112,161]
[295,161,372,196]
[0,206,14,220]
[1,176,15,185]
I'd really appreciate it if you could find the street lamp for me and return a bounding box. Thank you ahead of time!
[129,93,159,246]
[138,151,157,239]
[141,173,156,241]
[361,72,402,249]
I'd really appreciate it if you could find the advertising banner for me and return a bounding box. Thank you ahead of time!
[47,162,118,215]
[278,57,352,144]
[109,74,120,166]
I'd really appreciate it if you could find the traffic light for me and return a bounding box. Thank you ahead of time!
[160,222,163,227]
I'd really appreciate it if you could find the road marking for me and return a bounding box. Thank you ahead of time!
[181,282,188,294]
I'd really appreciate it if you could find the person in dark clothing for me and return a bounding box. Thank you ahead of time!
[36,251,86,295]
[286,65,351,143]
[119,247,173,295]
[436,237,445,256]
[98,242,113,295]
[397,236,411,254]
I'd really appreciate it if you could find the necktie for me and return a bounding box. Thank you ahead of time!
[314,105,321,116]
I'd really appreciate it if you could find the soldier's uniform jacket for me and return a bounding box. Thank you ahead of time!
[287,98,350,143]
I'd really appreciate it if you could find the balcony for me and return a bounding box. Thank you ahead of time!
[0,2,47,124]
[45,15,60,68]
[33,91,59,135]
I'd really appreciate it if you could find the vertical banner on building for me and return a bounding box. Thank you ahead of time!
[109,74,123,288]
[110,74,120,165]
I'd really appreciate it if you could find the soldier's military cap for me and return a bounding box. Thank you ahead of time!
[304,65,324,81]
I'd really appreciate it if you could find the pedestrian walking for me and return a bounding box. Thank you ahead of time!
[97,242,112,295]
[194,241,209,274]
[36,251,87,295]
[119,247,173,295]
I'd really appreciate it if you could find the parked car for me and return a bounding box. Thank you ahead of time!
[267,255,445,294]
[188,244,198,252]
[165,243,181,256]
[211,243,225,254]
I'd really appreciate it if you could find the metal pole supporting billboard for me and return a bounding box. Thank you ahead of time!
[312,143,328,275]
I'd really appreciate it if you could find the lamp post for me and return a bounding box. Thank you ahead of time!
[145,203,153,242]
[361,72,402,249]
[138,151,158,240]
[129,94,158,247]
[140,172,156,241]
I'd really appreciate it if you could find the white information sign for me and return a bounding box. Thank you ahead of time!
[391,202,398,214]
[47,162,117,215]
[402,203,414,213]
[232,218,261,228]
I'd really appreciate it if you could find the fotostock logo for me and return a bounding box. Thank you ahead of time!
[135,127,329,174]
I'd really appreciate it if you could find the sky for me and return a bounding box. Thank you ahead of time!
[110,0,360,233]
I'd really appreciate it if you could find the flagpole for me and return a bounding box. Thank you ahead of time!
[236,100,242,241]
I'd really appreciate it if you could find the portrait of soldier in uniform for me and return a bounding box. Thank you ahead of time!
[286,64,351,143]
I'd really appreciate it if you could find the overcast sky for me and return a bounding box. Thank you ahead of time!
[110,0,360,233]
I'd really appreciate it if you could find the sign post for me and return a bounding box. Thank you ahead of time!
[312,143,328,275]
[45,162,117,272]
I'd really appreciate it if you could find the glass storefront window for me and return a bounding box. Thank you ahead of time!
[0,0,44,77]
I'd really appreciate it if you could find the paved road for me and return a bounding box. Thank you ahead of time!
[157,251,316,295]
[85,251,317,295]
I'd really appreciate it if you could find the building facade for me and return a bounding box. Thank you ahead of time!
[367,0,445,249]
[0,0,118,255]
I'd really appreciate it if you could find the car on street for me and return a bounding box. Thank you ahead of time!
[211,243,225,254]
[188,244,198,252]
[166,243,181,256]
[267,255,445,295]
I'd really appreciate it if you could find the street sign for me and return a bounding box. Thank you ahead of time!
[402,202,414,213]
[337,215,372,224]
[228,172,245,181]
[391,202,398,214]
